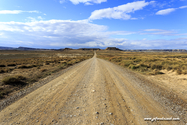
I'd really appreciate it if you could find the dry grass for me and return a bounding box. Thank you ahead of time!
[2,75,27,86]
[0,50,94,99]
[97,50,187,75]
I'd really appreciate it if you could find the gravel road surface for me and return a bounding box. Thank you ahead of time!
[0,53,186,125]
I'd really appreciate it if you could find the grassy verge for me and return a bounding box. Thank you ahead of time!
[97,50,187,75]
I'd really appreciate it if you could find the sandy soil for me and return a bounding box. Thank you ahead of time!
[0,53,186,125]
[149,70,187,101]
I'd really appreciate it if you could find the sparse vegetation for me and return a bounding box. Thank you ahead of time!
[17,64,37,69]
[0,50,94,99]
[97,50,187,75]
[2,75,27,86]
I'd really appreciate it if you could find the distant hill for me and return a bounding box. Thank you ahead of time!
[0,46,16,50]
[0,46,48,50]
[123,49,187,52]
[105,47,121,51]
[58,48,73,51]
[17,47,38,50]
[78,48,101,50]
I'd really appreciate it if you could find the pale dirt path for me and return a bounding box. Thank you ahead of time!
[0,53,186,125]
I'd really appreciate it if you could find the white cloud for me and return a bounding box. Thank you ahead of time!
[127,38,187,49]
[179,5,187,9]
[89,1,154,20]
[104,31,135,36]
[27,10,40,13]
[60,0,106,5]
[37,16,44,20]
[0,10,22,14]
[156,5,187,15]
[0,20,186,49]
[26,17,37,22]
[25,16,44,22]
[0,20,108,47]
[0,10,40,14]
[60,0,66,4]
[71,0,107,5]
[144,29,164,32]
[143,38,147,40]
[0,20,139,48]
[156,8,176,15]
[142,29,178,36]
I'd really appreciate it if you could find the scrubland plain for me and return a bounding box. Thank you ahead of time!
[0,50,93,99]
[97,50,187,75]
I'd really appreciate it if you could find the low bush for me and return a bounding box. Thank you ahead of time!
[128,64,139,70]
[40,68,47,72]
[2,75,27,86]
[139,63,150,68]
[182,70,187,74]
[120,60,133,67]
[0,70,4,73]
[18,64,36,69]
[166,66,173,71]
[176,69,183,75]
[59,62,68,69]
[151,64,162,70]
[0,65,6,67]
[0,68,14,73]
[148,69,164,75]
[7,64,16,66]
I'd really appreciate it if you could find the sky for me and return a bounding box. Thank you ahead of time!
[0,0,187,49]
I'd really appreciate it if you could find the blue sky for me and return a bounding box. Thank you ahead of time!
[0,0,187,49]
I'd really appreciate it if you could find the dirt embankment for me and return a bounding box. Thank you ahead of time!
[0,53,186,125]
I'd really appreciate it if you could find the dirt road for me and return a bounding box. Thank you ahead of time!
[0,53,186,125]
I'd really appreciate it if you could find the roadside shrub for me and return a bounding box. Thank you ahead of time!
[0,93,3,99]
[0,65,6,67]
[109,57,117,61]
[18,65,27,68]
[182,70,187,74]
[2,75,27,86]
[0,69,5,73]
[166,66,173,71]
[173,66,180,70]
[18,64,36,69]
[138,67,148,72]
[115,57,122,62]
[121,60,133,67]
[46,60,53,63]
[128,64,139,70]
[149,69,164,75]
[44,62,50,65]
[0,68,14,73]
[176,69,182,75]
[59,62,68,69]
[151,64,162,70]
[139,63,150,68]
[131,65,136,69]
[40,69,47,72]
[68,59,77,65]
[133,58,141,63]
[7,64,16,66]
